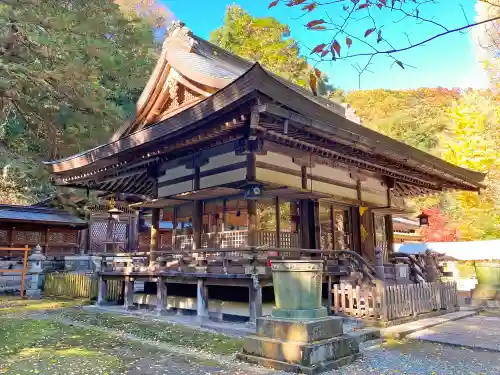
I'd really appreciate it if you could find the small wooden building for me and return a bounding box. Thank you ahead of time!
[0,204,87,256]
[43,22,484,323]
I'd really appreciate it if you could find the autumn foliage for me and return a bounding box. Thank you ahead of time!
[420,208,458,243]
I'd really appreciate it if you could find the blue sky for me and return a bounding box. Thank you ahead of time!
[162,0,489,91]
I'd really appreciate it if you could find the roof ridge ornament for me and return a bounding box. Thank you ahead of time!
[164,20,196,53]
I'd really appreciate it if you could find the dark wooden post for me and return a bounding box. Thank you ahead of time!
[275,196,281,248]
[350,207,361,254]
[156,276,168,314]
[222,199,228,231]
[384,178,395,260]
[97,276,108,306]
[360,208,375,262]
[384,214,394,260]
[123,276,135,310]
[128,211,139,251]
[247,152,258,247]
[247,200,258,247]
[149,207,160,264]
[171,207,178,250]
[313,200,321,250]
[330,205,336,250]
[196,278,209,321]
[192,161,203,250]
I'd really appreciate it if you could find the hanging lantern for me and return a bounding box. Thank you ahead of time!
[108,207,123,222]
[417,212,429,227]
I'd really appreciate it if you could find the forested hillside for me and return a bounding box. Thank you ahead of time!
[345,88,461,154]
[0,0,166,204]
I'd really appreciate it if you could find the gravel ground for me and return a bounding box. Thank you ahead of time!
[332,341,500,375]
[109,340,500,375]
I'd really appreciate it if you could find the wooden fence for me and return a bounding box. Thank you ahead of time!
[44,272,123,301]
[333,281,458,322]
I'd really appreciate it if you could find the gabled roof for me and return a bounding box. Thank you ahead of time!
[43,21,485,196]
[0,205,87,228]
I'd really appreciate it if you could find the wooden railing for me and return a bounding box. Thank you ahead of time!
[332,281,458,322]
[138,230,300,251]
[99,248,378,280]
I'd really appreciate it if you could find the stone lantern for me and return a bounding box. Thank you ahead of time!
[238,260,359,373]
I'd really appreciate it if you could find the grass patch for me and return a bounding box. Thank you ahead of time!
[57,309,244,355]
[0,318,155,375]
[0,297,91,315]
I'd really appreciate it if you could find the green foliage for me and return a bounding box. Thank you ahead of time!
[440,92,500,240]
[0,0,157,204]
[210,5,314,89]
[345,88,461,153]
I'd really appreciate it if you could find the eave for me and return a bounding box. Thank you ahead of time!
[44,64,485,196]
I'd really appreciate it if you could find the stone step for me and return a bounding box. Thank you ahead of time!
[359,338,384,351]
[345,328,381,346]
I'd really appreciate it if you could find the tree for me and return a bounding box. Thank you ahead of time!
[0,0,157,203]
[345,88,461,153]
[268,0,500,76]
[420,207,458,242]
[439,91,500,240]
[210,5,329,91]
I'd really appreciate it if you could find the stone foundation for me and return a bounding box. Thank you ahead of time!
[238,316,359,374]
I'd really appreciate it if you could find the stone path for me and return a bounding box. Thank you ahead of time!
[408,315,500,352]
[382,310,478,339]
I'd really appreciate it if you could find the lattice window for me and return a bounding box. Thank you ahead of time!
[48,231,78,245]
[90,220,129,253]
[15,230,42,244]
[0,229,9,245]
[139,233,151,247]
[159,232,172,249]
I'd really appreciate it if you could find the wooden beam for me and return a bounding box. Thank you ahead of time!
[275,196,281,248]
[149,208,160,264]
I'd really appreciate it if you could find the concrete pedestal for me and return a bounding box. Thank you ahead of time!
[237,316,359,374]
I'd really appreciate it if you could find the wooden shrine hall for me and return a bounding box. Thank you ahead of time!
[44,21,484,323]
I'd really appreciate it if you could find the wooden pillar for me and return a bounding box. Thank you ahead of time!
[313,200,321,250]
[360,207,375,262]
[330,205,336,250]
[97,276,107,306]
[171,207,178,250]
[156,276,168,314]
[149,207,160,263]
[327,275,333,315]
[196,278,209,321]
[192,162,202,249]
[275,196,281,248]
[385,214,394,259]
[249,278,262,323]
[129,211,139,251]
[247,200,258,247]
[350,207,361,254]
[290,202,298,234]
[123,276,135,310]
[222,199,228,231]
